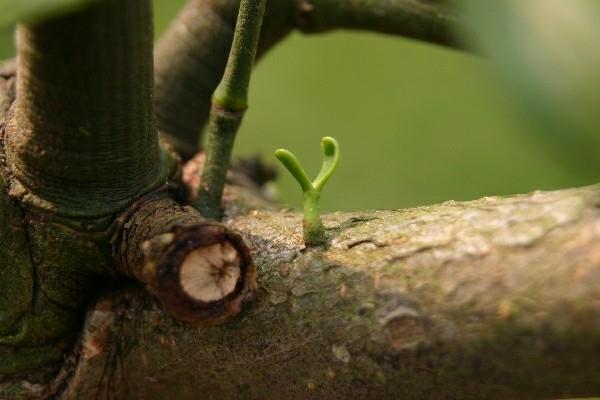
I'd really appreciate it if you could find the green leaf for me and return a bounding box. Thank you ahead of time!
[274,149,313,193]
[460,0,600,169]
[275,137,341,194]
[313,136,340,192]
[0,0,95,28]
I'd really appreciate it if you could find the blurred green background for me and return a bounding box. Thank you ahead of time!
[1,0,597,212]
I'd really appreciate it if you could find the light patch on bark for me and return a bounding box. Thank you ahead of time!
[180,242,241,302]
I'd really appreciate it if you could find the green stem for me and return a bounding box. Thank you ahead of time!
[154,0,460,158]
[154,0,242,160]
[194,0,266,220]
[302,189,326,246]
[5,0,173,218]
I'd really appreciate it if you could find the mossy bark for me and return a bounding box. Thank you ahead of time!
[0,21,123,376]
[31,183,600,400]
[0,1,261,377]
[0,0,189,380]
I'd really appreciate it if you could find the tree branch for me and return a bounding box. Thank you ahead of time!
[0,0,260,377]
[47,183,600,399]
[154,0,461,158]
[296,0,459,44]
[5,0,175,218]
[0,0,178,376]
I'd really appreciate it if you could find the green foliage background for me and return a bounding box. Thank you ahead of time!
[0,0,597,211]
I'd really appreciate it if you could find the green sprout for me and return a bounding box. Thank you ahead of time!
[275,137,340,247]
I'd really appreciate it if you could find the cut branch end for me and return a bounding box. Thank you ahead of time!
[114,196,256,325]
[143,224,256,325]
[180,242,241,303]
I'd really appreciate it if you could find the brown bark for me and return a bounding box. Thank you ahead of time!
[5,183,598,399]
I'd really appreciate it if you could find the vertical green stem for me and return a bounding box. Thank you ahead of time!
[153,0,460,159]
[302,189,326,245]
[5,0,172,218]
[194,0,266,220]
[154,0,291,160]
[154,0,239,160]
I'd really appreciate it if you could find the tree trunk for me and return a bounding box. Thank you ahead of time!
[9,183,599,399]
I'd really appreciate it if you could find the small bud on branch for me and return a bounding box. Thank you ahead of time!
[275,136,340,246]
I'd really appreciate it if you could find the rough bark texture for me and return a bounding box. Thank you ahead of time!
[9,183,595,400]
[0,0,181,377]
[0,0,257,382]
[0,57,117,379]
[6,0,174,217]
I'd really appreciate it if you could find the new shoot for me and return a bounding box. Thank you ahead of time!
[275,137,340,247]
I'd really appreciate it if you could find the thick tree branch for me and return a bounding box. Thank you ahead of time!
[41,183,600,399]
[0,0,260,377]
[154,0,461,158]
[0,0,177,376]
[5,0,175,217]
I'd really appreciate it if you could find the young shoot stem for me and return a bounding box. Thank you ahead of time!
[275,137,340,247]
[194,0,266,220]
